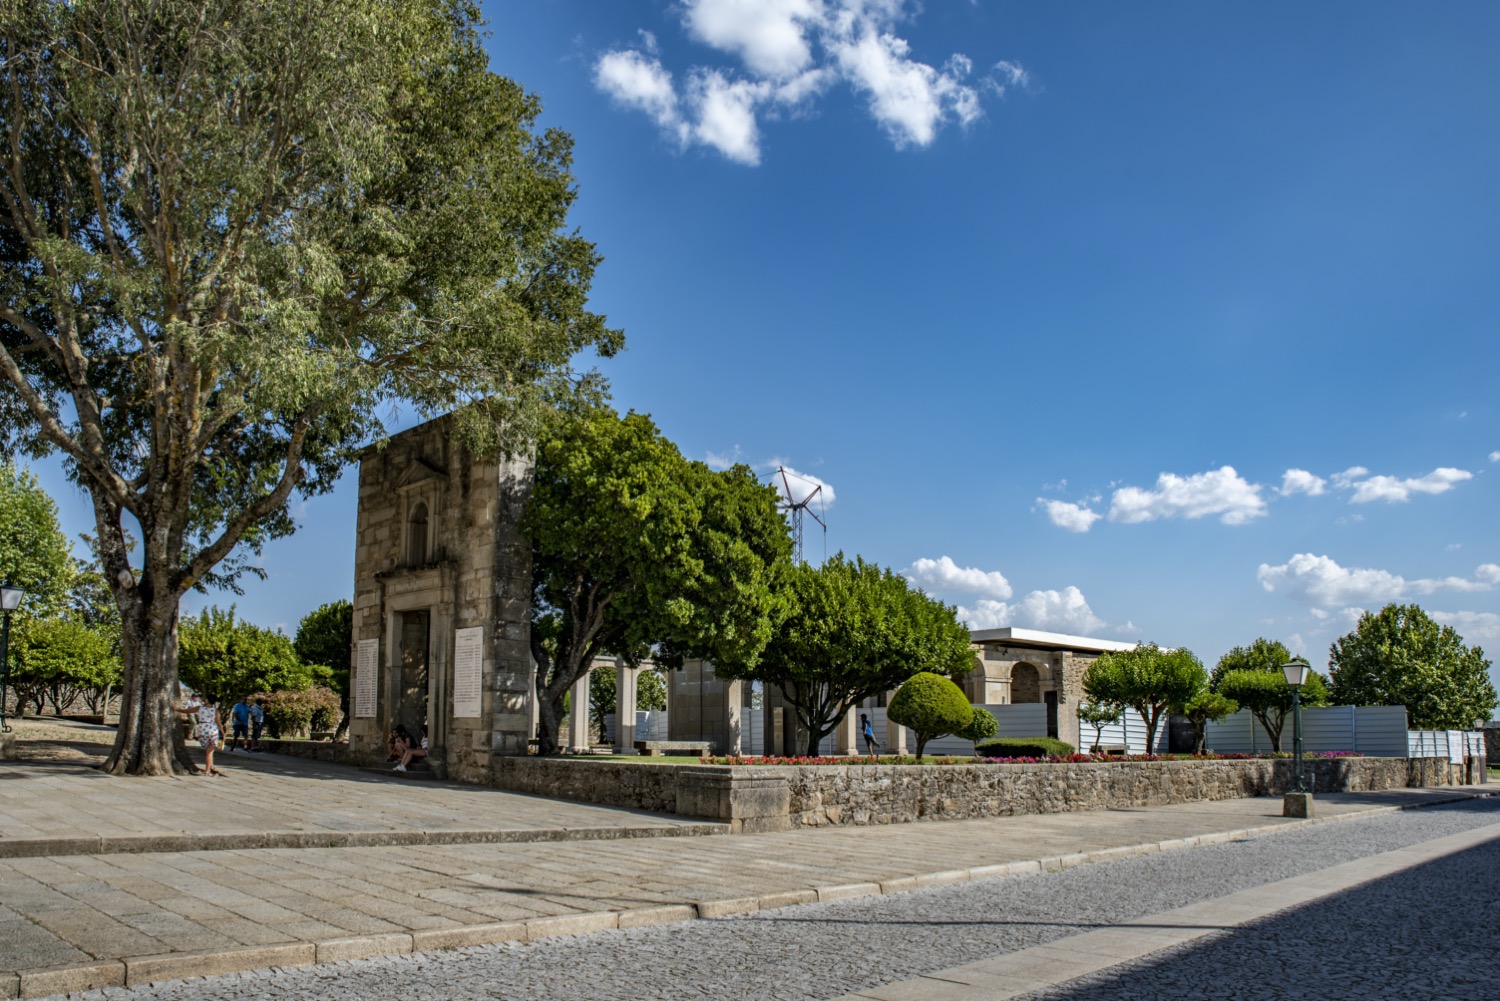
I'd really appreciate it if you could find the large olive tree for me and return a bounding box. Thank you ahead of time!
[0,1,619,773]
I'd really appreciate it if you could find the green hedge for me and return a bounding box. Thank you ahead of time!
[975,736,1075,758]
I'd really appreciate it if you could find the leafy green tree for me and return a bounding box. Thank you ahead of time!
[294,600,353,735]
[1215,667,1327,751]
[178,606,313,706]
[888,672,975,759]
[1077,701,1124,753]
[589,666,668,739]
[1082,644,1207,752]
[1329,604,1496,729]
[1181,691,1239,754]
[0,1,620,775]
[0,463,73,618]
[524,409,792,755]
[1209,637,1297,689]
[9,615,120,715]
[721,554,975,757]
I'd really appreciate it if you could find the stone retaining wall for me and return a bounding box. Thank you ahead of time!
[489,755,1485,832]
[255,739,385,768]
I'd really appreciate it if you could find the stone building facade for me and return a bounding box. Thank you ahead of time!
[963,628,1137,751]
[348,417,535,782]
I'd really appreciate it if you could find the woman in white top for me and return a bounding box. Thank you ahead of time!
[188,694,224,777]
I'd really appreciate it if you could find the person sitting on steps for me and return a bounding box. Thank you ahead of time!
[387,724,413,762]
[394,725,428,772]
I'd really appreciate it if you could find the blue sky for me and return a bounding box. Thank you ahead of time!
[31,1,1500,694]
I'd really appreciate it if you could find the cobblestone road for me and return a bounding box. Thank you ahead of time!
[43,796,1500,1001]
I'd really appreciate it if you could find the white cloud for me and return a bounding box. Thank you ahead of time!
[596,0,1015,163]
[1345,467,1473,504]
[1108,466,1267,526]
[1257,553,1500,609]
[956,586,1105,635]
[705,445,746,470]
[1279,469,1326,497]
[1037,498,1101,533]
[1330,466,1369,489]
[775,466,835,507]
[683,0,821,78]
[1489,451,1500,463]
[1431,610,1500,643]
[594,49,690,145]
[1114,620,1142,636]
[903,556,1012,599]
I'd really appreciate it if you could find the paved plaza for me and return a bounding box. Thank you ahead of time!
[0,722,1494,999]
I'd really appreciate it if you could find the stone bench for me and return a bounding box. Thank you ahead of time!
[635,740,712,757]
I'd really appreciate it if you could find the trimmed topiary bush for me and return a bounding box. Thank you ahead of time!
[888,671,974,758]
[976,736,1075,758]
[961,708,999,742]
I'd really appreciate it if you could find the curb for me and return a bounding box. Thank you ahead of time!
[4,790,1493,1000]
[0,822,730,860]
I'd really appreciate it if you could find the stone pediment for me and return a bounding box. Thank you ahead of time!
[395,457,448,490]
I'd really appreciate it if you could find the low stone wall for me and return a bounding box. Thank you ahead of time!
[491,757,684,816]
[255,738,384,768]
[781,757,1479,827]
[489,755,1485,832]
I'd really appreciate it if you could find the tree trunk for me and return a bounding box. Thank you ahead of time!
[1255,711,1285,751]
[103,596,195,775]
[914,734,929,760]
[536,681,564,756]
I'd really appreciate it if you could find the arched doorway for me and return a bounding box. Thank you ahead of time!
[1010,662,1042,703]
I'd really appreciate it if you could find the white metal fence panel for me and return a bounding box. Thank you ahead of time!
[602,710,670,746]
[1077,707,1171,755]
[1207,705,1409,756]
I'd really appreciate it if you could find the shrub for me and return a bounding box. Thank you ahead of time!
[976,736,1075,758]
[961,708,998,742]
[256,685,342,737]
[888,671,974,758]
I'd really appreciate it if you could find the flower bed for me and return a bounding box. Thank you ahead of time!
[705,751,1364,766]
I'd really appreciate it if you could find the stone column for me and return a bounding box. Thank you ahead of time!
[833,706,859,756]
[615,663,638,754]
[724,679,744,755]
[568,670,591,753]
[886,716,908,756]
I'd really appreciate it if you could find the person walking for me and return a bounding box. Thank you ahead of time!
[189,694,224,777]
[860,713,880,758]
[249,698,266,751]
[228,696,252,752]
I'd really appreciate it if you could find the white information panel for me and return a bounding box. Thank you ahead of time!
[1447,730,1465,764]
[354,639,379,718]
[453,627,484,718]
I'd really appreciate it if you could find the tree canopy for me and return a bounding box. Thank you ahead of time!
[0,0,620,773]
[887,671,992,759]
[1214,664,1327,751]
[718,553,975,757]
[524,409,791,755]
[178,606,316,705]
[1209,637,1300,689]
[0,463,74,618]
[1328,604,1496,730]
[1082,643,1206,752]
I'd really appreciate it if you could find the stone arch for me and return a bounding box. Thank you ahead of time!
[406,501,429,566]
[1010,662,1043,704]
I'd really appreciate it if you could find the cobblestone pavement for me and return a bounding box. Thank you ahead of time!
[35,796,1500,1001]
[0,720,713,851]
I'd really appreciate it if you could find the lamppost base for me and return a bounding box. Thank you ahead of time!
[0,731,15,761]
[1282,791,1314,818]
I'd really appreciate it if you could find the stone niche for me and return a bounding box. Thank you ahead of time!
[348,416,534,784]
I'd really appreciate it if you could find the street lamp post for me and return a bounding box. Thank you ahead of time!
[1281,660,1312,817]
[0,581,25,734]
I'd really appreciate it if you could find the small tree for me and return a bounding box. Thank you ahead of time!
[179,607,314,705]
[294,600,353,736]
[1077,701,1124,753]
[525,409,792,755]
[1082,644,1206,752]
[1210,637,1295,689]
[10,616,120,716]
[962,707,1000,745]
[888,672,975,759]
[721,555,976,756]
[1181,691,1239,754]
[1216,667,1327,751]
[1329,604,1496,730]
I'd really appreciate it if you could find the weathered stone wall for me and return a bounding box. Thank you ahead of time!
[254,739,385,768]
[491,757,682,815]
[779,757,1477,827]
[490,756,1484,831]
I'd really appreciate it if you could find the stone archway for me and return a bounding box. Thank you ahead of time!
[1011,662,1042,704]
